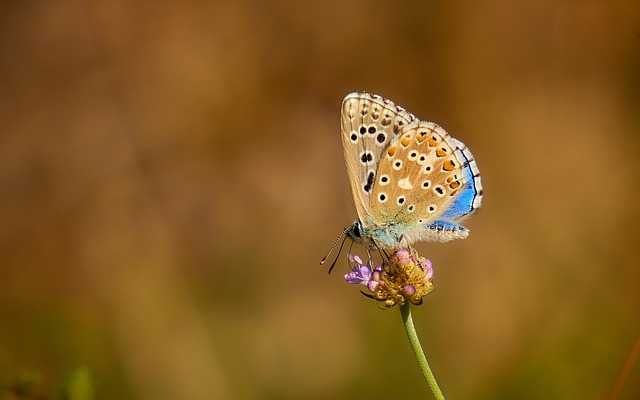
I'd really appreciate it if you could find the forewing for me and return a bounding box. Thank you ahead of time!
[341,93,415,223]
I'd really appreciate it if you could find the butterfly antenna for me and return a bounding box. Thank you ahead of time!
[320,226,350,265]
[327,234,349,274]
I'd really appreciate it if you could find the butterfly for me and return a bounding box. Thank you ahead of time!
[335,92,483,253]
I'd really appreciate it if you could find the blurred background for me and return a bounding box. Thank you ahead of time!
[1,0,639,399]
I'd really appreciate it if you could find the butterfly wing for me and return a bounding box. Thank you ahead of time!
[371,121,483,244]
[341,93,416,224]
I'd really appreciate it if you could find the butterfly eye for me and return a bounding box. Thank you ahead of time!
[368,126,377,134]
[433,185,445,197]
[392,160,403,170]
[407,204,415,212]
[408,151,419,161]
[421,180,431,189]
[378,192,388,203]
[376,132,386,145]
[397,196,406,205]
[423,165,432,174]
[352,224,361,238]
[428,204,437,213]
[350,133,358,143]
[379,174,390,185]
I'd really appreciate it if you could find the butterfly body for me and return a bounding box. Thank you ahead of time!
[341,93,483,250]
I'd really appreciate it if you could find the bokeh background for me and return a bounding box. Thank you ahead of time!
[1,1,639,399]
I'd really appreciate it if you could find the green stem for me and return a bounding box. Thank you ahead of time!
[400,302,445,400]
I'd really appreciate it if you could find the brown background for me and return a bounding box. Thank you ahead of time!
[1,1,639,399]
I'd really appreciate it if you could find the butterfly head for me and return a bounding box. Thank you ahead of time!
[320,221,369,274]
[346,220,365,244]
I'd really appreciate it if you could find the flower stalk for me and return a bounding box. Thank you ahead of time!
[400,302,445,400]
[343,249,445,398]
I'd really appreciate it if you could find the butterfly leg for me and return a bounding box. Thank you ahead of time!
[408,245,418,257]
[365,245,374,265]
[380,247,389,260]
[396,234,416,254]
[368,239,389,262]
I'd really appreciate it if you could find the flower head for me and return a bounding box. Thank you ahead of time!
[344,254,372,285]
[344,250,435,308]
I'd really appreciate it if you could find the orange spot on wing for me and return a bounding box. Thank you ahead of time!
[387,146,397,157]
[400,136,411,147]
[428,136,438,147]
[443,160,455,171]
[449,181,461,189]
[436,148,446,157]
[417,131,428,143]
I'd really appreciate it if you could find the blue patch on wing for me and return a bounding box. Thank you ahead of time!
[440,149,481,221]
[423,219,465,232]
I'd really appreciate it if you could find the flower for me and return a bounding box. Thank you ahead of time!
[344,250,435,308]
[344,257,372,285]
